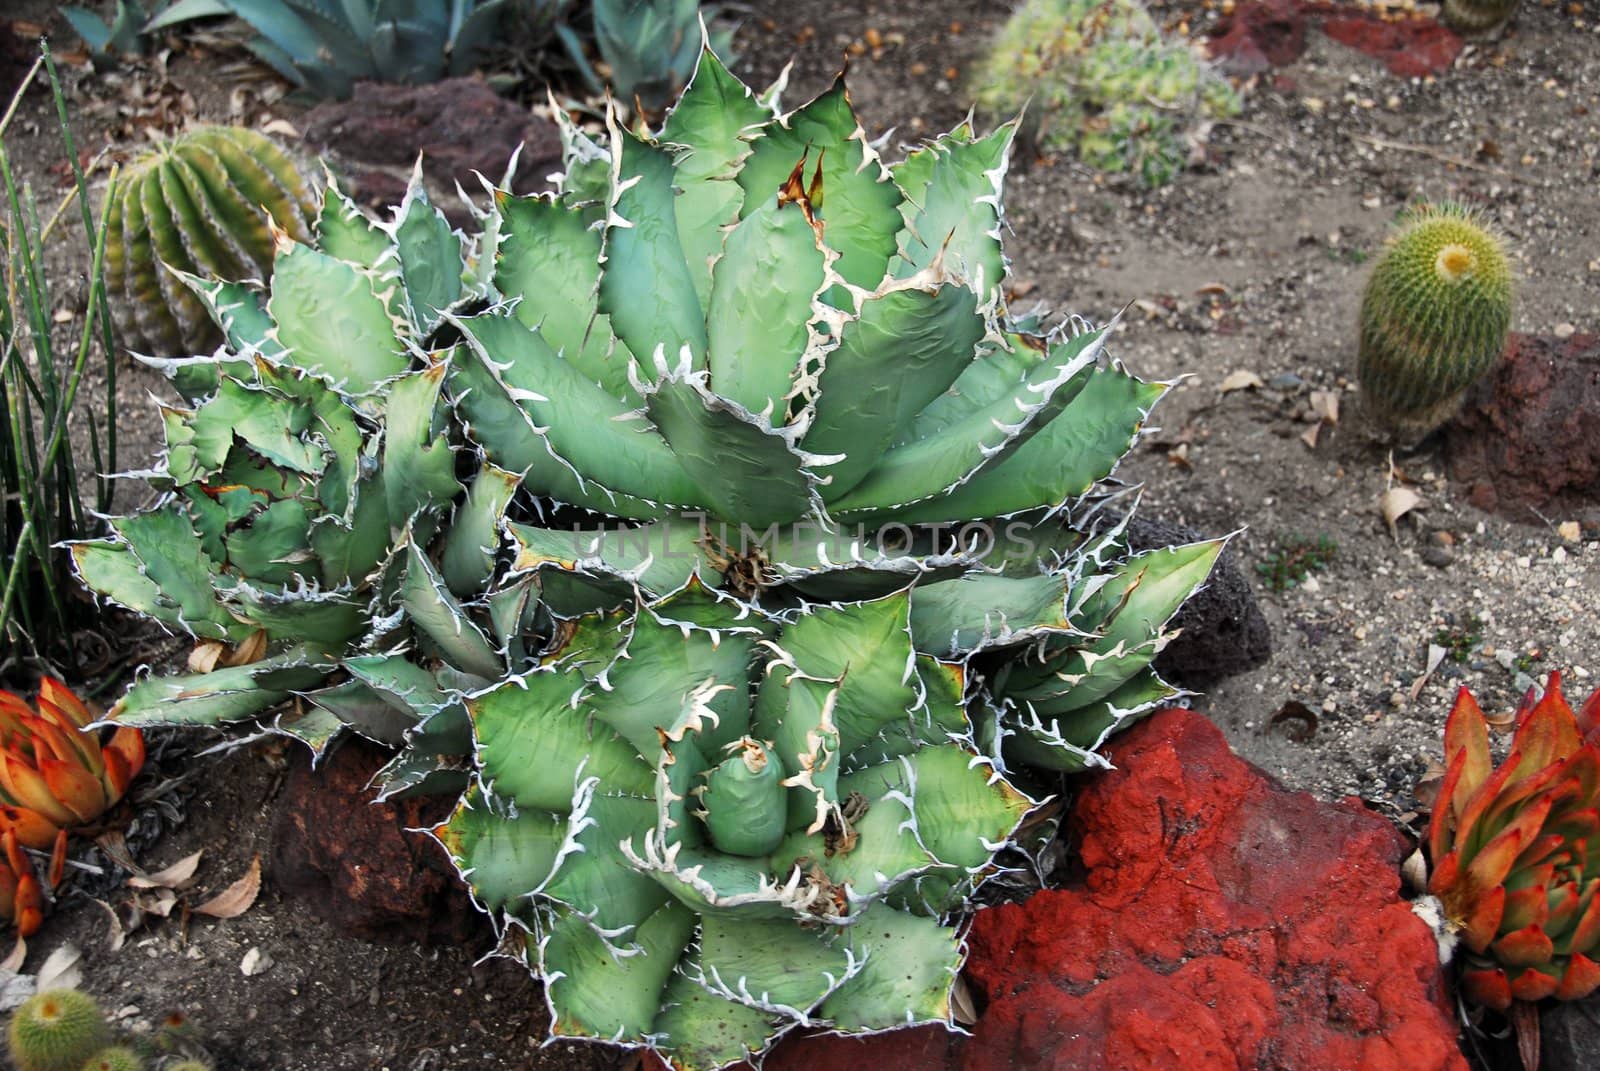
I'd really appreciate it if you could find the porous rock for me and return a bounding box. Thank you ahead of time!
[1541,994,1600,1071]
[301,78,560,218]
[270,737,480,944]
[1127,517,1272,685]
[753,709,1466,1071]
[1446,331,1600,520]
[1207,0,1460,79]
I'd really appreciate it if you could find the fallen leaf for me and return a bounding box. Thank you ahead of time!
[1196,282,1229,295]
[1300,423,1321,449]
[1413,758,1447,811]
[186,640,225,674]
[1410,644,1448,701]
[1380,486,1423,540]
[91,899,127,953]
[129,850,202,890]
[1309,389,1340,426]
[36,944,82,991]
[260,118,300,139]
[0,938,24,974]
[950,974,978,1026]
[1268,700,1318,742]
[1219,369,1264,393]
[194,855,262,919]
[1400,846,1428,893]
[1167,443,1192,469]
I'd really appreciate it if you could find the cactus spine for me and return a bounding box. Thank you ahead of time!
[7,990,110,1071]
[104,125,317,357]
[1357,203,1512,442]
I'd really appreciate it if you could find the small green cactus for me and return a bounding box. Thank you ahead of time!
[162,1064,210,1071]
[1357,203,1513,442]
[7,990,110,1071]
[1442,0,1520,33]
[80,1047,143,1071]
[104,125,317,357]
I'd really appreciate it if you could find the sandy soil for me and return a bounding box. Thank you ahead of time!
[2,0,1598,1066]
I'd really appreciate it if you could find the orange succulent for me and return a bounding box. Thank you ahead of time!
[1427,672,1600,1009]
[0,831,45,936]
[0,678,145,850]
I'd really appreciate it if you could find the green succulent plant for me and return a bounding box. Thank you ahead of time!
[145,0,510,100]
[974,0,1239,187]
[80,1047,144,1071]
[104,125,318,358]
[60,0,169,58]
[1357,203,1513,442]
[592,0,733,114]
[8,990,109,1071]
[77,46,1224,1062]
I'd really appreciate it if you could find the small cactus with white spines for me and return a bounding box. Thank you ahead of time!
[1357,203,1513,441]
[7,990,110,1071]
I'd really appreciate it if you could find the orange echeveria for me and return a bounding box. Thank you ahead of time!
[1428,672,1600,1009]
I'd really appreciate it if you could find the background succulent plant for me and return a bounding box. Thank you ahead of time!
[0,678,145,851]
[1357,202,1513,442]
[1428,673,1600,1009]
[104,125,317,358]
[973,0,1239,187]
[145,0,510,100]
[79,45,1222,1062]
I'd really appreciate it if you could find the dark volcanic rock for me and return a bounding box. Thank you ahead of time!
[301,78,561,218]
[1128,517,1272,685]
[1445,331,1600,520]
[1319,12,1462,78]
[1542,995,1600,1071]
[271,737,480,944]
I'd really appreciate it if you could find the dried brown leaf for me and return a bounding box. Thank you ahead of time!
[129,849,202,890]
[1219,369,1264,393]
[1300,423,1321,449]
[1309,389,1340,426]
[1,937,24,973]
[1380,486,1422,540]
[194,855,262,919]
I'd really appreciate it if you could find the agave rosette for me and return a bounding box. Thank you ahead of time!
[1428,672,1600,1008]
[76,44,1227,1065]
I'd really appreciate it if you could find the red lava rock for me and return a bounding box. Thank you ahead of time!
[961,708,1465,1071]
[270,737,481,944]
[301,78,561,218]
[1207,0,1309,75]
[760,708,1464,1071]
[1446,331,1600,519]
[1207,0,1460,79]
[1320,14,1463,78]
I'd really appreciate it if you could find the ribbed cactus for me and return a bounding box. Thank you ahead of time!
[105,126,317,357]
[7,990,109,1071]
[1357,203,1513,442]
[1442,0,1520,32]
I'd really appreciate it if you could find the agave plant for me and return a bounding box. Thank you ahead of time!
[0,679,145,851]
[1428,672,1600,1009]
[78,46,1223,1063]
[146,0,510,100]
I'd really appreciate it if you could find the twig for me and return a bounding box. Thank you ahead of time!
[1348,132,1548,187]
[1212,117,1293,149]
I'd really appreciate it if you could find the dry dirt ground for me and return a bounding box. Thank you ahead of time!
[2,0,1598,1067]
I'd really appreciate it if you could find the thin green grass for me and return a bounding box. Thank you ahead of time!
[0,42,121,678]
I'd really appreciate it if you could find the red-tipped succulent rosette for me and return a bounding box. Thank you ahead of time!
[1428,672,1600,1009]
[0,678,145,849]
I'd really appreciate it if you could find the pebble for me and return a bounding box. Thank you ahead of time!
[1554,322,1577,339]
[1268,372,1304,390]
[241,947,273,977]
[1422,544,1454,568]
